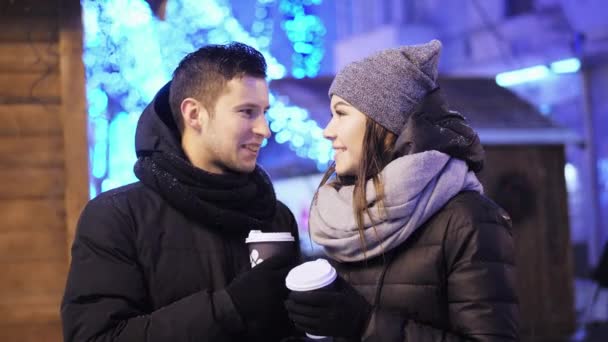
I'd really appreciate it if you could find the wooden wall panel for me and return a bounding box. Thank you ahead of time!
[0,0,60,17]
[0,136,64,167]
[0,322,63,342]
[0,1,75,340]
[479,145,575,341]
[0,198,65,232]
[0,42,59,73]
[0,104,62,136]
[0,17,59,42]
[0,260,66,313]
[0,168,65,199]
[0,295,62,324]
[0,261,66,295]
[60,0,90,253]
[0,71,60,102]
[0,230,67,261]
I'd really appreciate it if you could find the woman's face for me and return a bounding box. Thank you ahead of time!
[324,95,368,176]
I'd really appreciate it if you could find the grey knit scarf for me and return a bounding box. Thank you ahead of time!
[309,150,483,262]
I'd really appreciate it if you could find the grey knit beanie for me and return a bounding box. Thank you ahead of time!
[329,39,442,134]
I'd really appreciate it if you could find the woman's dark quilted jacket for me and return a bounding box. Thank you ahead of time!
[335,191,519,341]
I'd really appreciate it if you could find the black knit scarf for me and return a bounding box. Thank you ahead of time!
[134,151,277,235]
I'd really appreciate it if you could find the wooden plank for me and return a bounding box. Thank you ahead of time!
[0,136,64,168]
[0,198,66,233]
[0,322,63,342]
[536,146,576,334]
[60,0,90,253]
[0,167,64,199]
[0,0,60,18]
[0,16,59,42]
[480,145,575,339]
[0,42,59,73]
[480,146,546,336]
[0,230,67,262]
[0,104,62,136]
[0,71,60,102]
[0,260,66,298]
[0,97,60,105]
[0,296,62,323]
[0,3,67,340]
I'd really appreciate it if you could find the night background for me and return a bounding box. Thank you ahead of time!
[0,0,607,340]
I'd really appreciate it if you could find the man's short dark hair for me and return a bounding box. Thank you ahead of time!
[169,42,267,132]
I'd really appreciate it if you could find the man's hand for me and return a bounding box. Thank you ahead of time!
[226,255,295,338]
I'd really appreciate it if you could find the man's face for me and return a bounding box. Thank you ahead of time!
[189,76,271,174]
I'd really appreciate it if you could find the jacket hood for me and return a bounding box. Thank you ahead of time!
[135,81,185,158]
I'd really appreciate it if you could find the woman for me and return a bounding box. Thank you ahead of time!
[285,40,519,341]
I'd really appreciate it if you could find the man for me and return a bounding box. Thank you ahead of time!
[61,42,300,341]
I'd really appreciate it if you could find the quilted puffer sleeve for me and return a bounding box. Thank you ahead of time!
[436,204,520,341]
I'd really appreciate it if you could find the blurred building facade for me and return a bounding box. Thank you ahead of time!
[330,0,608,281]
[327,1,608,337]
[81,0,608,335]
[2,1,607,341]
[85,0,607,312]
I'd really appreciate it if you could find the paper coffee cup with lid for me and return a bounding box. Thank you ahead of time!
[245,230,295,268]
[285,258,338,340]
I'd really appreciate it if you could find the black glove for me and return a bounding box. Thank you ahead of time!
[226,255,296,338]
[285,276,372,338]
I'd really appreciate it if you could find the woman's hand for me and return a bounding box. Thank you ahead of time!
[285,276,372,338]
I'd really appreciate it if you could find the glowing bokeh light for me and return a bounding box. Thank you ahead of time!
[82,0,331,197]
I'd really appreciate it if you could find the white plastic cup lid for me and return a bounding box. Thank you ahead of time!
[245,230,295,243]
[285,258,337,291]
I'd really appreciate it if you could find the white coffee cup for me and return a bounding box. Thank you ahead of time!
[245,230,295,268]
[285,258,337,340]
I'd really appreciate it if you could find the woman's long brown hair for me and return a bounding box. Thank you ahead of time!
[315,117,397,259]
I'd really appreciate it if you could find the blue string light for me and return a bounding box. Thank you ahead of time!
[251,0,276,51]
[279,0,326,78]
[82,0,332,197]
[495,57,581,87]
